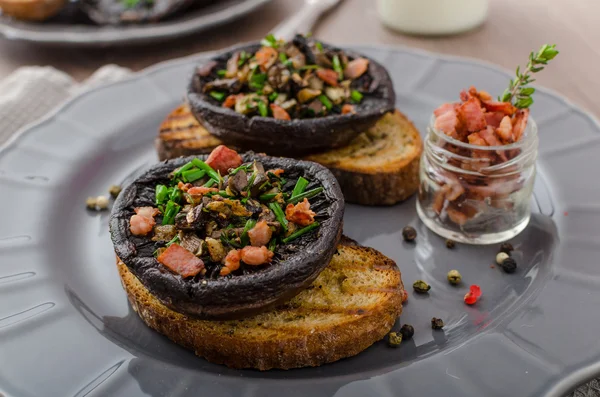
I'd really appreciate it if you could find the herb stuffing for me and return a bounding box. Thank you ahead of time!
[196,34,374,120]
[128,145,324,279]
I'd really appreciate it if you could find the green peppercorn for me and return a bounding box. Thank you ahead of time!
[413,279,431,293]
[402,226,417,242]
[388,331,402,347]
[431,317,444,330]
[109,184,122,198]
[447,269,462,285]
[400,324,414,340]
[500,242,514,254]
[445,239,456,249]
[501,257,517,273]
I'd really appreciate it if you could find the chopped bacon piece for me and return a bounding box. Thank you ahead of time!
[467,133,487,146]
[447,207,469,226]
[240,246,274,266]
[178,182,193,192]
[458,98,486,132]
[459,89,470,102]
[270,104,291,120]
[433,103,455,118]
[255,46,278,72]
[496,116,514,142]
[341,104,356,115]
[434,107,458,137]
[479,126,508,161]
[206,145,243,174]
[187,186,219,196]
[248,220,273,247]
[267,168,285,176]
[484,112,505,128]
[482,100,516,116]
[476,89,492,102]
[130,214,155,236]
[512,109,529,141]
[344,58,369,79]
[220,249,241,276]
[316,68,339,86]
[157,244,205,278]
[285,198,316,226]
[135,207,160,219]
[222,94,242,109]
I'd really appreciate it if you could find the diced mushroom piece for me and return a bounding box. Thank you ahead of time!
[228,169,248,195]
[325,86,349,105]
[267,64,291,92]
[279,99,297,111]
[184,204,207,230]
[157,244,205,278]
[297,88,322,104]
[306,73,325,91]
[179,232,204,256]
[152,225,177,242]
[292,34,317,64]
[203,78,242,94]
[234,93,267,115]
[223,199,253,217]
[248,161,268,197]
[226,52,240,78]
[306,99,325,115]
[197,61,217,77]
[205,237,227,263]
[206,201,232,218]
[284,44,306,69]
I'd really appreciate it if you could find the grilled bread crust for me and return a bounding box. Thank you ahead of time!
[156,104,422,206]
[117,237,404,370]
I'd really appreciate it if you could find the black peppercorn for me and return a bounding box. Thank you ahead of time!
[500,257,517,273]
[400,324,414,340]
[499,243,514,254]
[445,239,456,249]
[431,317,444,330]
[402,226,417,242]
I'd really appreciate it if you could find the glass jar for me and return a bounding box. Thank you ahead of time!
[417,115,538,244]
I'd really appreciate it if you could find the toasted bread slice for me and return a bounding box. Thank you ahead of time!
[117,237,404,370]
[156,104,422,206]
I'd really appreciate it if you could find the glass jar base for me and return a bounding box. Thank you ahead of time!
[416,201,530,245]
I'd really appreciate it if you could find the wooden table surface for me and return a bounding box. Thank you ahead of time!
[0,0,597,116]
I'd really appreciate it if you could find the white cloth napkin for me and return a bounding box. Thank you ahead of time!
[0,64,131,145]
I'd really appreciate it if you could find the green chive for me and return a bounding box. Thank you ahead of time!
[282,222,320,244]
[181,168,206,183]
[261,33,277,47]
[155,184,168,205]
[299,65,320,70]
[209,91,226,101]
[257,100,269,117]
[268,202,288,232]
[191,158,220,182]
[315,42,324,52]
[279,52,288,63]
[215,190,232,198]
[249,73,267,90]
[238,51,249,66]
[165,235,180,247]
[318,95,333,111]
[259,193,278,201]
[268,237,277,252]
[169,187,182,203]
[287,187,324,204]
[269,92,279,102]
[221,231,241,249]
[291,177,309,198]
[162,201,180,225]
[332,55,343,80]
[217,69,227,77]
[203,179,216,188]
[241,219,257,246]
[351,90,363,103]
[174,162,194,176]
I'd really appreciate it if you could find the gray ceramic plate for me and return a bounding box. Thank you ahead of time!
[1,45,599,397]
[0,0,271,46]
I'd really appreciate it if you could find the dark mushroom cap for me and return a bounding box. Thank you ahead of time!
[187,41,396,156]
[109,153,344,320]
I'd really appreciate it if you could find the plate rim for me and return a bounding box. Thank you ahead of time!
[0,0,272,46]
[1,44,599,397]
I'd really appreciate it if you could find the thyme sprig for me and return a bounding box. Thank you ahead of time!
[499,44,559,108]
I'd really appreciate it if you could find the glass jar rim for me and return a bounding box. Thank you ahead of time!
[428,114,538,151]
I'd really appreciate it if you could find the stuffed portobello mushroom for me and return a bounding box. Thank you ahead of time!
[80,0,206,24]
[188,34,396,155]
[110,146,344,319]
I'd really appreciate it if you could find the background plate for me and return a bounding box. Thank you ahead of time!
[1,45,599,397]
[0,0,271,46]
